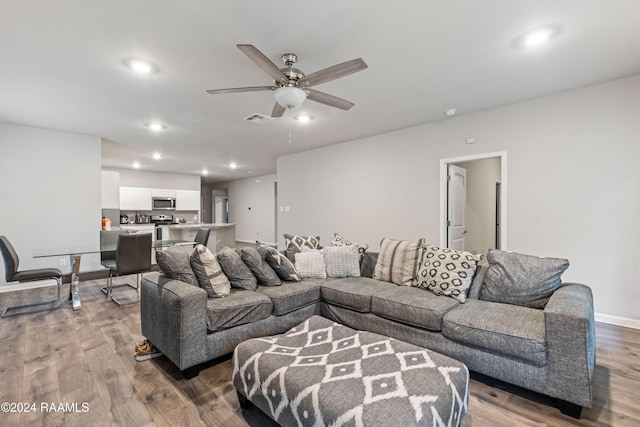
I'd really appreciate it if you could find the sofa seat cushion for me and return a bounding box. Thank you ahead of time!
[256,280,321,315]
[321,277,397,312]
[442,299,547,366]
[371,286,460,332]
[205,289,273,332]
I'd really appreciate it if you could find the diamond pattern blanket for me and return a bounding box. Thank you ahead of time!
[233,315,469,426]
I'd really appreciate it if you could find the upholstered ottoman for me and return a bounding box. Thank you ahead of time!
[233,315,469,427]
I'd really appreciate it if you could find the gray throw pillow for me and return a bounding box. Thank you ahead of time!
[240,247,281,286]
[256,242,301,281]
[479,249,569,309]
[155,245,198,286]
[190,244,231,298]
[216,247,257,290]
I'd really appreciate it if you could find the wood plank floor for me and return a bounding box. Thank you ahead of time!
[1,276,638,426]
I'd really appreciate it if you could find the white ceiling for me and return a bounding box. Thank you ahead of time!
[1,1,639,183]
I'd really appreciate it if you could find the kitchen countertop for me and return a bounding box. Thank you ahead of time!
[162,223,236,229]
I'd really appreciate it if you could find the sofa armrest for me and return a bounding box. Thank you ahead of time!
[141,272,208,371]
[544,283,595,407]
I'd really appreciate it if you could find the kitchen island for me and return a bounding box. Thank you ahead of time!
[163,223,236,249]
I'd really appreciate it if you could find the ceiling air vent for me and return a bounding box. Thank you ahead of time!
[243,113,273,124]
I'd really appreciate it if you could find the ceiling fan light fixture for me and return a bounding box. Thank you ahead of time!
[293,114,313,123]
[275,86,307,110]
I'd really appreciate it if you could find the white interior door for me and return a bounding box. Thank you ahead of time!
[447,164,467,250]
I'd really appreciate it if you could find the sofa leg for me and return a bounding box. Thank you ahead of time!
[554,398,583,418]
[237,390,252,410]
[181,366,199,380]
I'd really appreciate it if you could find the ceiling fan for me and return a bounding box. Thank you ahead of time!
[206,44,368,118]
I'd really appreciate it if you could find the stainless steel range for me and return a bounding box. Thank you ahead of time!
[150,214,173,240]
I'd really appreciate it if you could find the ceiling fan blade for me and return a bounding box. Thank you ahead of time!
[237,44,287,82]
[271,102,286,118]
[306,89,354,110]
[298,58,368,87]
[206,86,276,94]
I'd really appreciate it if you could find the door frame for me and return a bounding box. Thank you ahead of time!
[439,151,508,250]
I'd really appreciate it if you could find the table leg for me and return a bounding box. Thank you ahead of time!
[67,254,82,310]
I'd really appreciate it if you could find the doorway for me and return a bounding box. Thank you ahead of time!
[440,151,507,253]
[212,189,229,224]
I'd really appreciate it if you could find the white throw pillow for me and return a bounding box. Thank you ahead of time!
[294,250,327,279]
[323,245,360,278]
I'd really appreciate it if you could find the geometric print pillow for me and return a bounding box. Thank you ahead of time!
[330,232,369,256]
[415,246,482,303]
[283,234,321,263]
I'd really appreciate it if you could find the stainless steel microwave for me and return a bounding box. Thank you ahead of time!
[152,197,176,210]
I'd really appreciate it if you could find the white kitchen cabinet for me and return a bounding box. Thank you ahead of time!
[151,189,176,198]
[101,171,120,209]
[120,187,152,211]
[176,190,200,211]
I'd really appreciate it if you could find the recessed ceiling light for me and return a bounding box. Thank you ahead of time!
[202,169,208,175]
[444,108,457,116]
[152,152,162,160]
[293,114,314,123]
[123,58,158,74]
[229,162,237,170]
[133,161,141,169]
[517,26,559,48]
[145,122,167,131]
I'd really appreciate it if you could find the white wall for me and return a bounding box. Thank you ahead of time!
[277,74,640,324]
[0,123,102,280]
[215,174,277,244]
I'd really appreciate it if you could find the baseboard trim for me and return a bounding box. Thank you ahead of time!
[595,312,640,330]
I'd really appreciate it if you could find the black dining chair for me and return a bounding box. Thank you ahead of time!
[194,228,210,246]
[100,229,130,269]
[0,235,62,317]
[103,233,152,306]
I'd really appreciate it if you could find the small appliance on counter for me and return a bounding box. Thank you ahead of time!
[120,214,129,224]
[136,214,150,224]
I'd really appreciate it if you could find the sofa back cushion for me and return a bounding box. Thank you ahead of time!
[360,252,379,278]
[239,247,281,286]
[155,245,198,286]
[216,247,257,290]
[373,238,425,286]
[479,249,569,309]
[256,242,301,281]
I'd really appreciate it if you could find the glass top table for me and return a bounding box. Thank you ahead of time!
[33,239,196,310]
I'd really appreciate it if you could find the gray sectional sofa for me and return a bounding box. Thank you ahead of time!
[140,251,595,418]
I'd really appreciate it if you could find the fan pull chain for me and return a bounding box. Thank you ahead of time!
[288,123,293,144]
